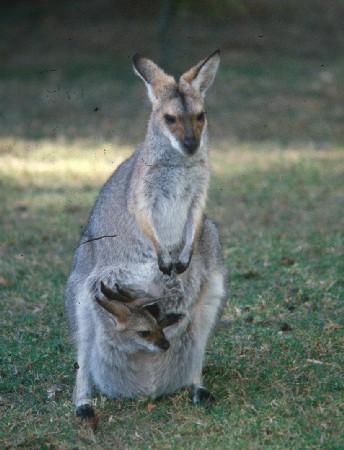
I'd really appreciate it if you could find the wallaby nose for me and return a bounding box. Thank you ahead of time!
[183,137,198,154]
[159,338,170,351]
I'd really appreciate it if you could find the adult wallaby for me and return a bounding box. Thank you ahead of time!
[65,50,226,419]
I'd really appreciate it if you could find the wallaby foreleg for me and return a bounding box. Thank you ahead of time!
[134,207,171,274]
[136,202,203,275]
[175,206,203,274]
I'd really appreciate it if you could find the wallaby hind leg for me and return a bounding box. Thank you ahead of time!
[189,270,225,404]
[74,359,94,418]
[72,289,95,418]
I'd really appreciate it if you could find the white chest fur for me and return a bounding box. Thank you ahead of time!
[147,163,207,249]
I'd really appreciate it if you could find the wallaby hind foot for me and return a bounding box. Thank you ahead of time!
[191,384,215,405]
[76,403,95,420]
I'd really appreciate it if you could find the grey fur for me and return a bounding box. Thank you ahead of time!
[65,51,226,410]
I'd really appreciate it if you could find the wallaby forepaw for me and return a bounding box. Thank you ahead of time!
[175,246,193,274]
[175,259,190,274]
[158,246,192,275]
[76,404,95,420]
[158,253,173,275]
[191,385,215,405]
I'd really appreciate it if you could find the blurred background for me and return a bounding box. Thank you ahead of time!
[1,0,343,145]
[1,1,344,448]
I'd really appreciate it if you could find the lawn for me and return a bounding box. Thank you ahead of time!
[1,3,344,449]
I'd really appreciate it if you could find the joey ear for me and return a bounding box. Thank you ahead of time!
[132,53,175,104]
[180,49,220,96]
[101,281,122,301]
[159,313,184,329]
[134,297,161,309]
[96,297,130,324]
[114,283,162,308]
[144,303,160,320]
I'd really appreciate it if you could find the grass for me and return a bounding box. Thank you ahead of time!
[1,2,344,448]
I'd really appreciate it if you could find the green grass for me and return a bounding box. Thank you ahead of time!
[1,3,344,448]
[1,147,343,449]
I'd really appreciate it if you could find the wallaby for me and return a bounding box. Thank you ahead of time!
[76,280,183,419]
[65,50,226,419]
[96,281,183,354]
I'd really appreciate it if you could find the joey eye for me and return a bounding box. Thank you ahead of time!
[138,330,150,338]
[196,112,205,122]
[164,114,177,124]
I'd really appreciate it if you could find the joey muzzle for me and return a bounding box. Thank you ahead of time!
[158,337,170,351]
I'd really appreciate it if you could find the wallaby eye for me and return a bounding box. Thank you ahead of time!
[138,330,150,338]
[164,114,177,125]
[196,112,205,122]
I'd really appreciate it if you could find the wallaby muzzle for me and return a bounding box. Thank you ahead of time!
[183,136,199,155]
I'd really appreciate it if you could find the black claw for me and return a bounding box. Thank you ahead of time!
[159,263,173,275]
[158,255,173,275]
[175,249,192,274]
[192,386,215,405]
[76,404,95,419]
[175,260,189,274]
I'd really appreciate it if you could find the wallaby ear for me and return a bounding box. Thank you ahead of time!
[180,49,220,96]
[159,313,184,329]
[144,303,160,320]
[96,297,130,324]
[132,53,175,104]
[114,282,162,309]
[101,281,122,301]
[135,298,161,309]
[100,281,162,309]
[98,282,132,323]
